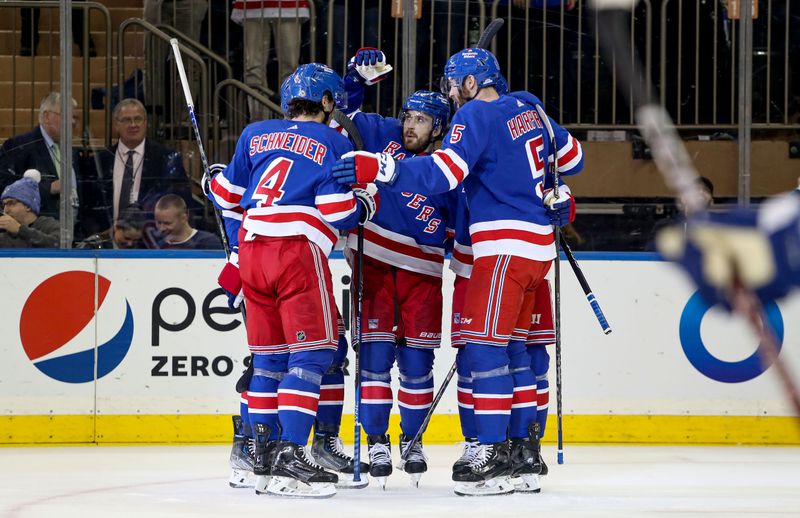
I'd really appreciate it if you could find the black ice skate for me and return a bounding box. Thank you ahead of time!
[228,416,255,488]
[453,441,515,497]
[452,438,480,478]
[310,432,369,489]
[253,423,279,495]
[367,434,393,490]
[398,434,428,487]
[266,441,338,498]
[509,423,544,493]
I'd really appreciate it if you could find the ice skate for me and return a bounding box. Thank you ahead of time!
[266,441,337,498]
[310,432,369,489]
[367,434,393,490]
[452,438,480,478]
[398,434,428,487]
[252,423,278,495]
[510,423,544,493]
[228,416,256,488]
[453,442,515,497]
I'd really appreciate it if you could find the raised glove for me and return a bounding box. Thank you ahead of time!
[657,192,800,307]
[353,183,380,224]
[217,248,244,309]
[347,47,393,86]
[543,186,575,228]
[333,151,396,186]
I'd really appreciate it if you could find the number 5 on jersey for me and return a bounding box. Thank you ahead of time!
[254,157,293,207]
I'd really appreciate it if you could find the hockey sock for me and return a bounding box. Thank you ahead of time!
[508,340,538,439]
[455,347,477,439]
[240,391,252,438]
[528,345,551,437]
[396,345,435,438]
[248,353,288,442]
[278,349,334,446]
[315,334,348,435]
[359,341,396,436]
[466,342,513,445]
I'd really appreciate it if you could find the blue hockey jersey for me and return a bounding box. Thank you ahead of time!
[335,111,455,277]
[209,119,359,256]
[382,92,583,262]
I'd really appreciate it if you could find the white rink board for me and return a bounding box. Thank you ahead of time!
[0,254,798,417]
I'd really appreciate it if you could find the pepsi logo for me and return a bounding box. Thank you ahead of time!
[20,271,134,383]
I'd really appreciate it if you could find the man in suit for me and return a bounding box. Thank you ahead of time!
[85,98,191,232]
[0,92,81,223]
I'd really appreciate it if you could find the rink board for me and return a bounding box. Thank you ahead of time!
[0,250,798,445]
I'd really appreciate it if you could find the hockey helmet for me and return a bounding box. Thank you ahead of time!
[402,90,451,132]
[280,63,348,114]
[440,48,503,94]
[495,72,509,96]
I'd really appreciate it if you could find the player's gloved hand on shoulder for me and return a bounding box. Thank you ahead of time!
[657,192,800,307]
[347,47,393,86]
[217,247,244,309]
[333,151,396,186]
[543,186,575,228]
[353,183,380,224]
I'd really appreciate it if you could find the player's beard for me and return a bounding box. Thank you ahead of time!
[403,131,432,154]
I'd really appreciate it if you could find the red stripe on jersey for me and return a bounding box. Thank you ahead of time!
[249,211,338,245]
[278,391,319,412]
[363,227,444,264]
[452,248,474,266]
[473,395,513,412]
[512,387,537,406]
[319,386,345,403]
[538,389,549,406]
[361,384,392,401]
[398,389,433,407]
[457,389,474,406]
[318,197,356,217]
[210,176,243,205]
[559,136,580,165]
[433,150,466,183]
[247,393,278,410]
[471,228,554,246]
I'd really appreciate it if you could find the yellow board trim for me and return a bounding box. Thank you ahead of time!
[2,414,799,445]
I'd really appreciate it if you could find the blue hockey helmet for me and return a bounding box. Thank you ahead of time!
[495,72,509,96]
[402,90,451,132]
[280,63,348,114]
[441,48,503,93]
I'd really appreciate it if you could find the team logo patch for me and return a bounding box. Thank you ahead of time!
[296,331,306,341]
[368,319,379,330]
[453,312,461,325]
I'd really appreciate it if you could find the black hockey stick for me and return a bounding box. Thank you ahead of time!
[560,234,612,334]
[475,18,505,49]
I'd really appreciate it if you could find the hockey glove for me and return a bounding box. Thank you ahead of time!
[347,47,393,86]
[333,151,396,186]
[657,192,800,307]
[543,186,576,228]
[353,183,380,224]
[218,247,244,309]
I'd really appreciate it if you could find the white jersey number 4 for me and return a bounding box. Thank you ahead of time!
[254,157,293,207]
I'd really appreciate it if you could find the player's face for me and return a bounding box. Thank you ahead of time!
[402,110,435,153]
[445,76,477,109]
[155,206,187,238]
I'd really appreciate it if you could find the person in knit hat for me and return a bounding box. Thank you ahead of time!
[0,169,60,248]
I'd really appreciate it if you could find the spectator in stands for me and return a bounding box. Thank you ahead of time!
[85,98,190,232]
[153,193,221,249]
[76,205,147,249]
[233,0,309,119]
[144,0,209,42]
[0,170,59,248]
[20,1,97,57]
[0,92,81,222]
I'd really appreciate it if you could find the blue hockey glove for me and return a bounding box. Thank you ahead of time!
[543,187,575,228]
[657,192,800,307]
[333,151,396,186]
[347,47,392,86]
[217,247,244,309]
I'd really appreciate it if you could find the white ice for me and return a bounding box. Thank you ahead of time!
[1,445,799,517]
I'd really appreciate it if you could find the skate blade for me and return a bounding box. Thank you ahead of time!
[266,476,336,499]
[408,472,422,488]
[229,468,256,489]
[511,474,541,493]
[335,473,369,489]
[254,475,271,495]
[454,477,515,497]
[376,476,388,490]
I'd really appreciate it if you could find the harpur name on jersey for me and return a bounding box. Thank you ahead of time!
[507,109,544,141]
[248,131,328,165]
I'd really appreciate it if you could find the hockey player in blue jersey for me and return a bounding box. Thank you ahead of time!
[210,63,378,498]
[335,48,455,488]
[333,47,583,496]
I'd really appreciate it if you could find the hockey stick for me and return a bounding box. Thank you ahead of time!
[589,1,800,419]
[559,234,612,335]
[475,18,505,49]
